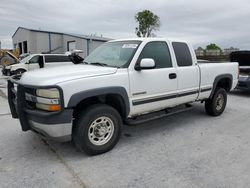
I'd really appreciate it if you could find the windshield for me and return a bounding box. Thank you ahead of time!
[20,54,34,64]
[84,41,141,67]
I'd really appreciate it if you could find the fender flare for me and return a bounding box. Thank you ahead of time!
[209,74,233,98]
[67,86,130,117]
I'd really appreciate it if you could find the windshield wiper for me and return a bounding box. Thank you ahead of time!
[82,61,89,64]
[90,62,108,67]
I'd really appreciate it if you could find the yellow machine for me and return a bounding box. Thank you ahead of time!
[0,48,20,66]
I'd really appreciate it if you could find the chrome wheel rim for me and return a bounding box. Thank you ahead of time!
[215,93,224,111]
[88,116,114,146]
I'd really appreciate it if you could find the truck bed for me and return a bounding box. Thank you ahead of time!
[198,62,238,100]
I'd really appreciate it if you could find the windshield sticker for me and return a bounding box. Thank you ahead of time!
[122,44,138,49]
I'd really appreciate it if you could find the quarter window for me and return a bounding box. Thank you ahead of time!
[138,42,172,68]
[172,42,193,67]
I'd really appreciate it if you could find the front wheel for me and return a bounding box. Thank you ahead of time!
[205,88,227,116]
[73,104,122,155]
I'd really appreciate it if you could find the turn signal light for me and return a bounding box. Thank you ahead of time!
[36,103,61,111]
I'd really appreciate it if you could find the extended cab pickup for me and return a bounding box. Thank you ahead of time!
[8,38,239,155]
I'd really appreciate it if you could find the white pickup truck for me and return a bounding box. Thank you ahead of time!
[8,38,239,155]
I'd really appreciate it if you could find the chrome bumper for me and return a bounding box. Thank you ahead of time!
[29,120,72,142]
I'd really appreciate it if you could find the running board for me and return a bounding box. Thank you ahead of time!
[125,104,193,125]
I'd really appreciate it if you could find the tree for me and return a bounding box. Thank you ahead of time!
[206,43,222,51]
[135,10,160,37]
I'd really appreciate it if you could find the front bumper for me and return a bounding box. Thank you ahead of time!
[8,79,73,142]
[26,109,73,141]
[236,76,250,90]
[237,81,250,90]
[2,68,11,76]
[29,117,72,142]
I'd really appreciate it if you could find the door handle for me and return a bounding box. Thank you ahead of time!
[169,73,177,79]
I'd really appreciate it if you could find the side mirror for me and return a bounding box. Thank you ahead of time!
[135,58,155,71]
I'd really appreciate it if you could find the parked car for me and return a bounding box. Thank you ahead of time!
[8,38,239,155]
[2,54,72,76]
[230,51,250,90]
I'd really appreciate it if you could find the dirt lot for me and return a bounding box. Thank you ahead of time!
[1,73,250,188]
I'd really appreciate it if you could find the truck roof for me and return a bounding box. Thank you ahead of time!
[32,54,69,56]
[110,38,189,43]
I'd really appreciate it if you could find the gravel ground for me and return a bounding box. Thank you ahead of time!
[0,73,250,188]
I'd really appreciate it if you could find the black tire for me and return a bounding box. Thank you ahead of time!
[73,104,122,155]
[205,88,227,116]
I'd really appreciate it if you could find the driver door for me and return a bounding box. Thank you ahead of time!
[129,41,178,115]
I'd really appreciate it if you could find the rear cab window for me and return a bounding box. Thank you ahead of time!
[45,55,71,63]
[172,42,193,67]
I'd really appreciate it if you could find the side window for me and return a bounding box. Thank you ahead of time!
[60,56,71,62]
[45,55,58,63]
[45,55,71,63]
[138,42,172,68]
[172,42,193,67]
[29,55,39,64]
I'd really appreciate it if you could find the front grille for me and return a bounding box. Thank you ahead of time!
[24,87,37,110]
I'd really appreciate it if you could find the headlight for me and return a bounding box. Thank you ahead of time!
[36,88,60,98]
[34,88,61,111]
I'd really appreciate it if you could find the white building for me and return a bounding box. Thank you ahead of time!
[12,27,111,57]
[223,47,239,55]
[195,47,205,56]
[205,49,221,56]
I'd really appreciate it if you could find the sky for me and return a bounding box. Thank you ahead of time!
[1,0,250,50]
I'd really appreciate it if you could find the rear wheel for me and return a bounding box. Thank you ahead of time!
[73,104,122,155]
[205,88,227,116]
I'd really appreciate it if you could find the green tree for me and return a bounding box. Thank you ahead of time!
[206,43,222,51]
[135,10,160,37]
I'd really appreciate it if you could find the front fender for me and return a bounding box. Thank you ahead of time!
[67,87,130,117]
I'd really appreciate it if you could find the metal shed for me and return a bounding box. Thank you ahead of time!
[12,27,111,57]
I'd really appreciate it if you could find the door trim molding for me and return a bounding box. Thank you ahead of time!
[132,87,212,106]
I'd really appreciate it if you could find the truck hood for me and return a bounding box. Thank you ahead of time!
[20,64,118,86]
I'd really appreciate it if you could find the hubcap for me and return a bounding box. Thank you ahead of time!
[215,93,224,111]
[88,116,114,146]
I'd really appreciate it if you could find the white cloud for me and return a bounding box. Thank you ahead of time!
[0,0,250,49]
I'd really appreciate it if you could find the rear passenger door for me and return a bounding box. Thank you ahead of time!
[172,42,200,104]
[129,41,178,115]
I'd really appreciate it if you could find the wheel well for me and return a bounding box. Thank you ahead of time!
[216,77,232,92]
[15,68,26,72]
[72,94,127,120]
